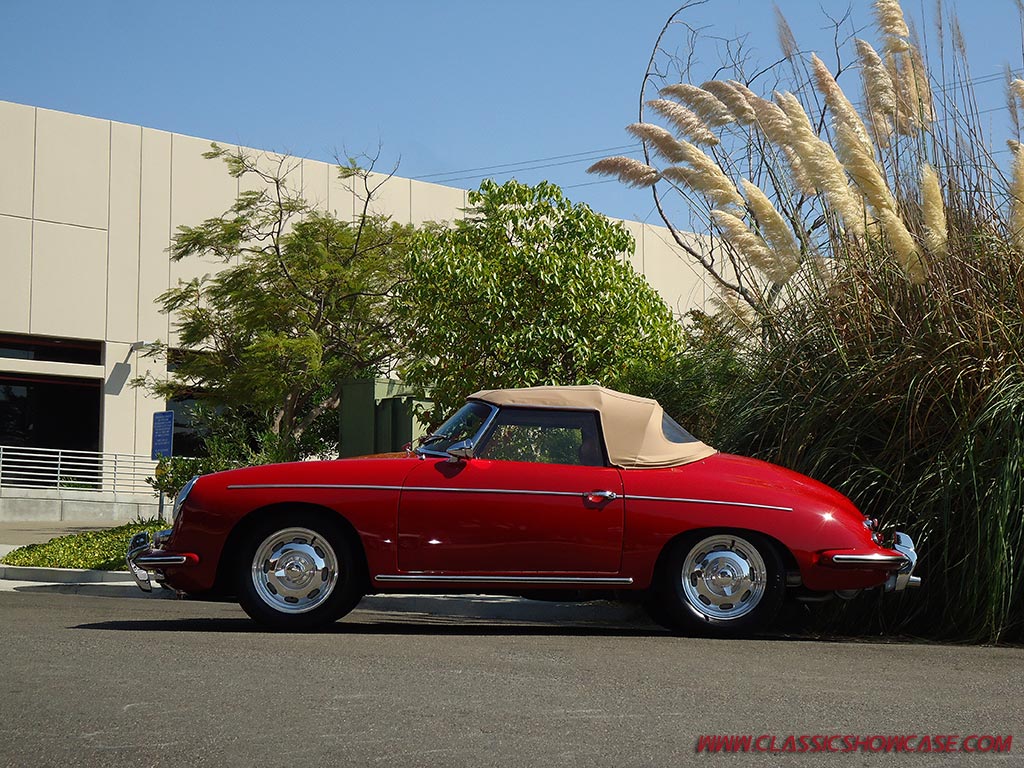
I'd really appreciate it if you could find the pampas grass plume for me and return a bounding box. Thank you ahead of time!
[660,83,736,127]
[712,208,794,284]
[626,123,689,163]
[811,53,873,154]
[662,164,745,210]
[740,179,801,280]
[586,157,660,188]
[879,209,927,283]
[920,163,947,257]
[855,38,897,144]
[645,99,719,146]
[835,123,896,217]
[875,0,911,52]
[701,80,756,124]
[1010,148,1024,250]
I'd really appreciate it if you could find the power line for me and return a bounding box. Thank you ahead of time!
[410,71,1019,189]
[563,178,619,190]
[420,146,644,186]
[410,73,1018,192]
[412,144,640,183]
[936,70,1018,92]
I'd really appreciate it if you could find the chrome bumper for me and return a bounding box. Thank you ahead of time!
[126,530,187,593]
[822,530,922,592]
[883,532,921,592]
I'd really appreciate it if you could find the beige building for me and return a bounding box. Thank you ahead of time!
[0,99,714,480]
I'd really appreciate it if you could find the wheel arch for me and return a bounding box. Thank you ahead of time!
[214,501,370,596]
[649,526,799,586]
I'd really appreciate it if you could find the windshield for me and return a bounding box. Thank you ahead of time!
[417,401,495,455]
[661,412,699,444]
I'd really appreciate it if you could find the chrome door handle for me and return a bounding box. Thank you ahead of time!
[584,490,618,503]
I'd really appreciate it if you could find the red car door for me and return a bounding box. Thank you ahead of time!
[397,457,625,573]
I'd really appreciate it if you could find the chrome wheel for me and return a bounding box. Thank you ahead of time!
[680,534,767,622]
[251,527,339,614]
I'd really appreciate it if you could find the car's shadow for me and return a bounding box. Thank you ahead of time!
[72,616,674,637]
[72,612,943,644]
[70,614,866,642]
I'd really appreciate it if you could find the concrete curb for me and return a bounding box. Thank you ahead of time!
[0,565,133,583]
[0,580,177,599]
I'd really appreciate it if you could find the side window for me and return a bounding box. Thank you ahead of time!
[476,408,605,466]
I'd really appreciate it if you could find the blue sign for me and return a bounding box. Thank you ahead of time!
[151,411,174,460]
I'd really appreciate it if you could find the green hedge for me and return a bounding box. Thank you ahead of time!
[0,520,166,571]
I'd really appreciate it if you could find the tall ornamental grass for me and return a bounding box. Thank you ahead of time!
[594,0,1024,642]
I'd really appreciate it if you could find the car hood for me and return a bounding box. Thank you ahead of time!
[197,454,420,489]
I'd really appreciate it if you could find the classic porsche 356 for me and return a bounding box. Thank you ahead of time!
[127,385,919,635]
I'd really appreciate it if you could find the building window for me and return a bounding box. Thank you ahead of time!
[0,333,102,365]
[0,374,101,451]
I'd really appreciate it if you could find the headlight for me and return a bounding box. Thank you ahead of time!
[172,475,200,522]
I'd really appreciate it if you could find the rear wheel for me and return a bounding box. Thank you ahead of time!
[235,515,363,630]
[647,531,784,637]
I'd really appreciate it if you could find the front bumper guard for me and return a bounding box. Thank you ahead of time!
[126,530,196,593]
[822,530,922,592]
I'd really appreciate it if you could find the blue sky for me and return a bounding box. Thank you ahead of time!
[1,1,1020,224]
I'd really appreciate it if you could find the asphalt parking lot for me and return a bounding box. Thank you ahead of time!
[1,589,1021,768]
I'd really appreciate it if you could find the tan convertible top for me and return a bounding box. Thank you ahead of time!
[469,385,717,469]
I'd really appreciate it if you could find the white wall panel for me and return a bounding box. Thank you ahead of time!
[640,224,708,316]
[138,128,172,345]
[363,171,411,224]
[33,109,109,230]
[30,221,108,339]
[0,215,33,332]
[302,159,331,210]
[168,134,237,297]
[0,102,35,218]
[106,122,143,343]
[410,179,466,225]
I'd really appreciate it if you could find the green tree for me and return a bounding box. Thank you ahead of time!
[138,145,414,462]
[399,179,685,423]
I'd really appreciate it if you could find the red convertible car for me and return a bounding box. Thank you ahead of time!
[127,386,919,635]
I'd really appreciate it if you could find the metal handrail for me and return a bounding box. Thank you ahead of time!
[0,444,158,495]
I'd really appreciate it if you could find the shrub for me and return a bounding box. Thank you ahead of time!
[147,455,238,499]
[0,520,166,571]
[596,0,1024,641]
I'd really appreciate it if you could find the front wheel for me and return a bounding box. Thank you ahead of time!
[235,515,363,630]
[647,531,784,637]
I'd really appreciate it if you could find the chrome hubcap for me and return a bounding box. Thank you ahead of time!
[251,527,339,614]
[681,535,767,621]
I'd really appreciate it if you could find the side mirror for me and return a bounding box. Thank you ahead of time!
[446,439,474,462]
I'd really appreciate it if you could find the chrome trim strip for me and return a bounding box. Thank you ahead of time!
[405,486,581,498]
[226,482,784,510]
[374,574,633,585]
[134,554,189,566]
[830,553,908,566]
[624,494,793,512]
[227,483,583,498]
[228,483,403,491]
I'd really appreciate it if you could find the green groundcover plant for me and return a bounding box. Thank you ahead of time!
[0,521,165,571]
